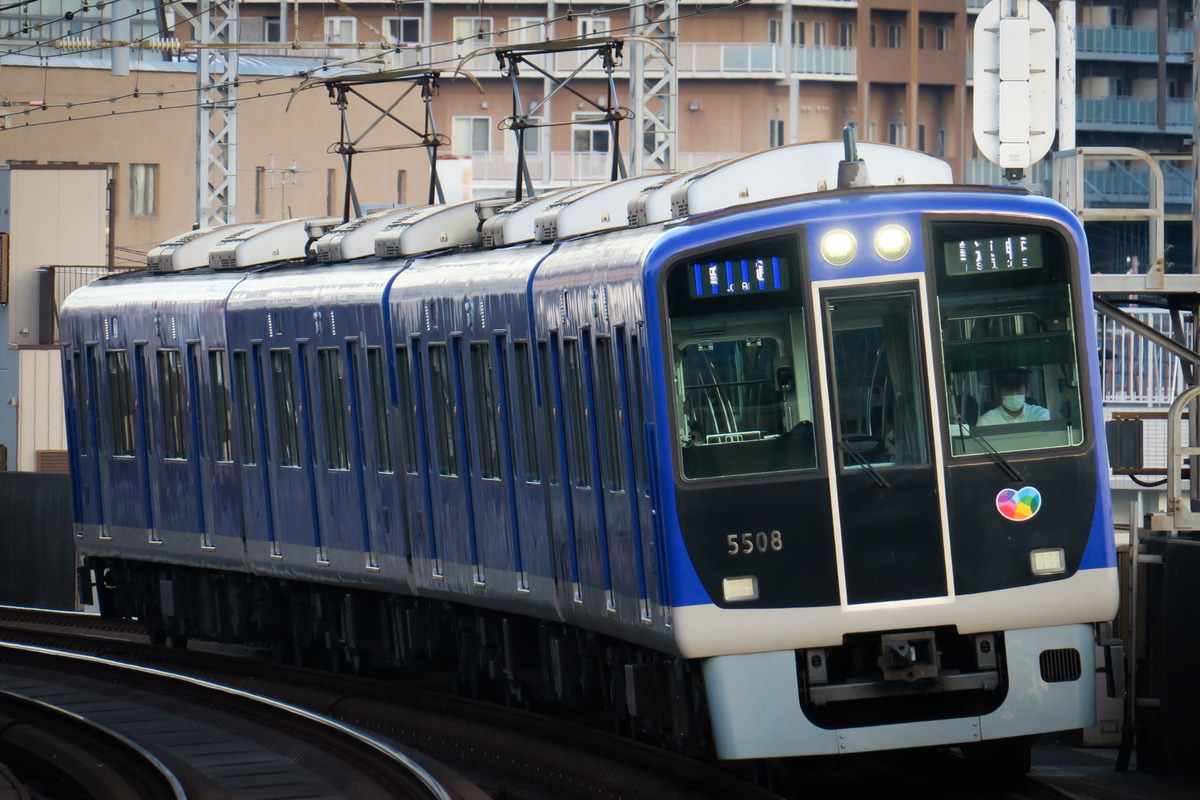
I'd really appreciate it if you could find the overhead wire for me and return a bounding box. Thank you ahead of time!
[0,0,746,132]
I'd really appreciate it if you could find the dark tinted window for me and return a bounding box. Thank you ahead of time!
[318,348,350,470]
[209,349,233,462]
[106,350,135,456]
[367,347,394,473]
[157,349,187,459]
[271,349,300,467]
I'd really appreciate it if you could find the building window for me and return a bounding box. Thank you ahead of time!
[454,16,494,50]
[572,113,610,154]
[769,19,804,45]
[579,16,609,36]
[508,17,545,45]
[384,17,421,44]
[129,163,158,217]
[812,21,828,46]
[888,122,906,146]
[452,116,490,155]
[325,17,356,43]
[869,24,877,47]
[918,123,927,153]
[264,16,281,42]
[396,170,406,204]
[868,121,878,141]
[839,22,854,47]
[937,128,947,158]
[918,25,926,49]
[888,24,902,49]
[936,26,951,50]
[769,118,785,148]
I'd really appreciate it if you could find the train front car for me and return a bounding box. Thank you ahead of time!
[645,186,1117,761]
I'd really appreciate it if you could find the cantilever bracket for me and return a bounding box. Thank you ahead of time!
[289,67,484,217]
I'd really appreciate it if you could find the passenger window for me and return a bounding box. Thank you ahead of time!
[470,341,501,479]
[513,341,540,482]
[367,347,394,474]
[665,236,817,479]
[270,349,300,467]
[72,351,89,455]
[428,343,458,476]
[395,345,419,473]
[317,347,350,470]
[233,350,257,465]
[594,335,624,491]
[158,349,188,460]
[106,350,136,456]
[562,338,591,488]
[209,349,234,463]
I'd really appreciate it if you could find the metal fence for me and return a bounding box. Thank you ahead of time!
[1098,307,1188,407]
[40,266,137,345]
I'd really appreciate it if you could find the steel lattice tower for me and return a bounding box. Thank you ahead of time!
[195,0,239,227]
[629,0,678,175]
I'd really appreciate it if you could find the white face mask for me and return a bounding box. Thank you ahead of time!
[1001,393,1025,413]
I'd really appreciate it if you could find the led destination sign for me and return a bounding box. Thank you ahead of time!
[689,256,790,298]
[944,233,1044,276]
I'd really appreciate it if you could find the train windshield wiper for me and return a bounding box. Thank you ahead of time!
[970,429,1024,483]
[839,439,890,488]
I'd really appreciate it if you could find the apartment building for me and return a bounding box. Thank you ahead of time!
[0,0,1193,254]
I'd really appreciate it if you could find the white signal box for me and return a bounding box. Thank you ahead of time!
[973,0,1056,171]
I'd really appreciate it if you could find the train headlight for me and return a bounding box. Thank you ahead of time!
[820,230,857,267]
[1030,547,1066,575]
[722,575,759,602]
[874,225,911,261]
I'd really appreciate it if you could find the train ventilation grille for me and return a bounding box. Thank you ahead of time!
[1039,648,1082,683]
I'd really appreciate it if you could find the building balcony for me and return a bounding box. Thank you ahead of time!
[392,41,858,81]
[965,156,1193,210]
[1076,95,1193,134]
[457,150,740,189]
[1076,25,1194,62]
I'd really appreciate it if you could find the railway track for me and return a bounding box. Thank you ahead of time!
[0,608,1094,800]
[0,638,464,800]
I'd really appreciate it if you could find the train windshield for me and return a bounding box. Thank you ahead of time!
[931,222,1085,456]
[664,236,817,479]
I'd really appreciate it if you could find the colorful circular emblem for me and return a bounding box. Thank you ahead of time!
[996,486,1041,521]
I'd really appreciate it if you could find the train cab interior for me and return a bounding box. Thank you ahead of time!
[938,288,1085,456]
[665,236,818,480]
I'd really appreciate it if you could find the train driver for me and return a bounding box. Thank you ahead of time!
[976,367,1050,426]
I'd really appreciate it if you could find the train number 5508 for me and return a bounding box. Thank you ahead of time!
[727,531,783,555]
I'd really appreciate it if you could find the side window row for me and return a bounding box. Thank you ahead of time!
[75,332,650,495]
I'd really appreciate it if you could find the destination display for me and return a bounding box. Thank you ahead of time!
[944,233,1044,276]
[689,256,790,298]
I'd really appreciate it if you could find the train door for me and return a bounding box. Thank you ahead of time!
[816,281,951,605]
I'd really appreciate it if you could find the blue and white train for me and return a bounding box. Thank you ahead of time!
[60,141,1118,765]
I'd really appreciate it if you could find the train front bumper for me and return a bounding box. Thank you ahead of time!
[702,623,1096,760]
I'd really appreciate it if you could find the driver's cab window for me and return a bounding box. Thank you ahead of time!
[932,223,1085,456]
[664,235,817,479]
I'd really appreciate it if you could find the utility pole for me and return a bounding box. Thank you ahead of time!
[195,0,239,227]
[629,0,678,174]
